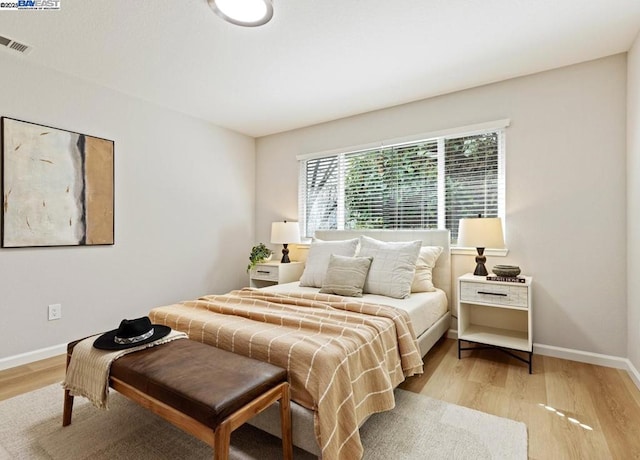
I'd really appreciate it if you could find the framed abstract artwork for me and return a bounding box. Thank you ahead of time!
[1,117,114,248]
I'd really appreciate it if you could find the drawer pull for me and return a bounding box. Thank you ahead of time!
[477,291,507,297]
[257,270,271,274]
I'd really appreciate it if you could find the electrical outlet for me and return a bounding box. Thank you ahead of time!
[48,303,62,321]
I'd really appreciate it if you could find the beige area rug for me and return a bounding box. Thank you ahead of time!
[0,384,527,459]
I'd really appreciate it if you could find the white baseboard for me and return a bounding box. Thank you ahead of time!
[447,330,640,391]
[627,359,640,390]
[533,343,628,369]
[0,343,67,371]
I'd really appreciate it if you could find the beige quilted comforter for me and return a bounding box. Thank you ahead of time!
[149,289,423,460]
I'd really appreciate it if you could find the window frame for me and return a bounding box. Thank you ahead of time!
[297,119,510,248]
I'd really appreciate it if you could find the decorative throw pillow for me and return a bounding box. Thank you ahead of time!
[411,246,443,292]
[319,254,373,297]
[299,238,359,288]
[357,236,421,299]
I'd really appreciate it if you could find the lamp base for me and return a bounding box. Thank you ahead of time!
[280,244,291,263]
[473,248,488,276]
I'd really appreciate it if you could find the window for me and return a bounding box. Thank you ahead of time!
[298,121,507,243]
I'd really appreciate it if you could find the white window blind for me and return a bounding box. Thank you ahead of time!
[301,155,340,237]
[299,123,506,242]
[444,131,504,239]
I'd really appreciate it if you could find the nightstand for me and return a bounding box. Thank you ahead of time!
[249,261,305,288]
[457,273,533,373]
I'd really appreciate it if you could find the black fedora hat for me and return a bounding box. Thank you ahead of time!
[93,316,171,350]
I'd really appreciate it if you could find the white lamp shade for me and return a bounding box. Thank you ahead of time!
[457,217,505,249]
[271,221,301,244]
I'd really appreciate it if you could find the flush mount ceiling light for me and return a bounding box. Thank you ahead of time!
[208,0,273,27]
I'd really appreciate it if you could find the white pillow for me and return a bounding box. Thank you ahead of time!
[411,246,443,292]
[299,238,359,288]
[357,236,421,299]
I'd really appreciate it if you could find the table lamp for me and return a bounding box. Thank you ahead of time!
[457,217,505,276]
[271,221,301,263]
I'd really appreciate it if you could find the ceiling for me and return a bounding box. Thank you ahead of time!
[1,0,639,138]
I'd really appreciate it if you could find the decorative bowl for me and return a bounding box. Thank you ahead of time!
[492,265,521,277]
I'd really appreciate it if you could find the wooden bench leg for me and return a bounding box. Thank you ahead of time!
[280,383,293,460]
[62,389,74,426]
[62,352,74,426]
[214,420,231,460]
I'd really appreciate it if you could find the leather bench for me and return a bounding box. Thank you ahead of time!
[62,338,293,460]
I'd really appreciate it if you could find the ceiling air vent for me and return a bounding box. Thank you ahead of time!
[0,35,32,55]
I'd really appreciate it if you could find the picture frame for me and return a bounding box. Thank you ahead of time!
[1,117,114,248]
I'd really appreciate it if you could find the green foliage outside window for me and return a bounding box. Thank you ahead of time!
[302,129,502,241]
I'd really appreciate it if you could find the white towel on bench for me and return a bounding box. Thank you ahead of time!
[63,330,188,409]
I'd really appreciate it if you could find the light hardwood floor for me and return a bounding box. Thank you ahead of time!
[0,353,66,402]
[2,338,640,459]
[400,338,640,460]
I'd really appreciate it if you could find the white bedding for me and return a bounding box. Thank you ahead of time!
[261,281,448,337]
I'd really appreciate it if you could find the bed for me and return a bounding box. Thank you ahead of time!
[149,229,451,459]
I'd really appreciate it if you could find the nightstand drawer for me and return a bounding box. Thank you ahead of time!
[460,281,528,308]
[249,261,304,288]
[250,265,279,281]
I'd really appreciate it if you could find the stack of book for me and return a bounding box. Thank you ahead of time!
[486,274,526,283]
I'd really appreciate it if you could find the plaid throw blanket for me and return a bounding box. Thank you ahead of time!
[149,289,423,460]
[62,330,188,409]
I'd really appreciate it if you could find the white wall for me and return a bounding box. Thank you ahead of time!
[256,55,628,357]
[0,55,255,361]
[628,34,640,370]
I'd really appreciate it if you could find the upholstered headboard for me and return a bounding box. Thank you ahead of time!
[314,229,451,308]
